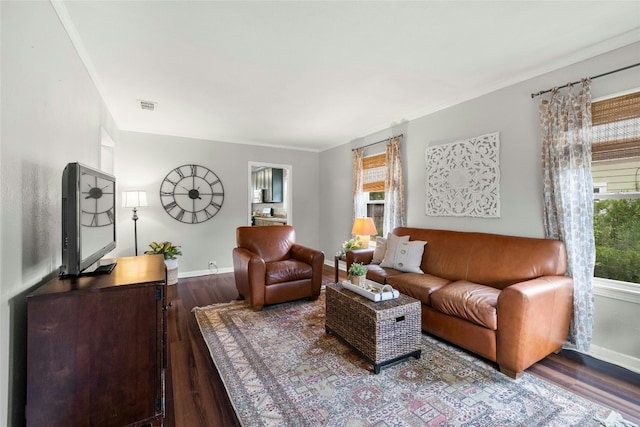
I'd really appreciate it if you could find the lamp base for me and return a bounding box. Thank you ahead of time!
[357,235,371,248]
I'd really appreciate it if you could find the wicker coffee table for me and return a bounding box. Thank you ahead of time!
[325,282,422,374]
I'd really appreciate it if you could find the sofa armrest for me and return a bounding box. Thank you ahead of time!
[345,248,375,271]
[232,247,266,308]
[291,244,325,297]
[496,276,573,377]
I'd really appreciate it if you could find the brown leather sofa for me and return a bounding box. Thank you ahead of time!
[233,226,324,311]
[346,227,573,378]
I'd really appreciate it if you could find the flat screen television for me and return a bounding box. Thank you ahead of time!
[60,162,117,276]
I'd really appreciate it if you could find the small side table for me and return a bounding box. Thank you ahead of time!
[334,255,346,283]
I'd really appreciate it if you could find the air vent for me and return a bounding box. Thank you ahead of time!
[139,100,157,111]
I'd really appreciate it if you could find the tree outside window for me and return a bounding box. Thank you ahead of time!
[591,91,640,285]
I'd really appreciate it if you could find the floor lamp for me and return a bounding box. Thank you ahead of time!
[123,191,148,256]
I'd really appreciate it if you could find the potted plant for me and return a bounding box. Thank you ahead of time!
[144,241,182,285]
[348,262,367,288]
[338,237,364,257]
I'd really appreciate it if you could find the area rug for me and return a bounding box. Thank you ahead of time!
[193,292,630,427]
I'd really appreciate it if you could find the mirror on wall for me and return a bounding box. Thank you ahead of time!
[248,162,292,227]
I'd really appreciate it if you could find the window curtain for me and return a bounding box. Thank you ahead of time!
[539,80,595,352]
[352,148,367,221]
[383,136,406,235]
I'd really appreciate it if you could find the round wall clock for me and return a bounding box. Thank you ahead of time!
[160,164,225,224]
[80,171,115,227]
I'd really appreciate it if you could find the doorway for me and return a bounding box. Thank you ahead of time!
[247,162,292,226]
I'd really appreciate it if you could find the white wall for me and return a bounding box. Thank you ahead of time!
[0,2,118,425]
[114,131,321,274]
[319,42,640,371]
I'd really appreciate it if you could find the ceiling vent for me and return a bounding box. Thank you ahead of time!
[139,100,157,111]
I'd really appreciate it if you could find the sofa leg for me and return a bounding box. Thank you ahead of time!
[252,305,263,311]
[308,295,319,301]
[499,366,522,379]
[236,294,245,301]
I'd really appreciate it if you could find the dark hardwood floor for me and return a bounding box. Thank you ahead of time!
[164,266,640,426]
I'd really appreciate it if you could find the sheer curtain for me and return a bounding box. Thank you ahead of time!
[383,136,406,235]
[539,80,595,352]
[352,148,367,221]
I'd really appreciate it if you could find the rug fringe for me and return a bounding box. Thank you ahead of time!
[191,300,247,313]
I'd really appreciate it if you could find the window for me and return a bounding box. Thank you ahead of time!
[363,154,385,238]
[592,90,640,284]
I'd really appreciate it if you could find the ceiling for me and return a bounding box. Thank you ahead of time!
[55,1,640,152]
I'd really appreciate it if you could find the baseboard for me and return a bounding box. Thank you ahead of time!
[326,258,346,271]
[587,344,640,374]
[177,267,234,280]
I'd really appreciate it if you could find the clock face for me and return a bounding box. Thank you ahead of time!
[80,172,115,227]
[160,164,225,224]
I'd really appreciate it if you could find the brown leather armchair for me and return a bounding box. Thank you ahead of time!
[232,226,324,311]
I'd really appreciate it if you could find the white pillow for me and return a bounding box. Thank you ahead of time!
[379,234,409,268]
[381,235,426,274]
[371,237,387,264]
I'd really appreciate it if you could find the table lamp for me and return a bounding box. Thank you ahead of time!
[351,217,377,248]
[123,191,148,255]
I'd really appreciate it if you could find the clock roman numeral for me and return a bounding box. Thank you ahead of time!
[174,168,185,179]
[106,208,115,224]
[163,201,177,211]
[209,201,221,210]
[161,191,173,197]
[175,209,185,221]
[192,212,198,223]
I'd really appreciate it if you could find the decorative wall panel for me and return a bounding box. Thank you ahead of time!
[426,132,500,217]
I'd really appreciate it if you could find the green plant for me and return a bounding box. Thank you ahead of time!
[144,241,182,260]
[593,198,640,283]
[338,237,364,257]
[348,262,367,276]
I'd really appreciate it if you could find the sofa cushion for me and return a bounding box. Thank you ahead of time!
[430,281,500,330]
[381,235,426,273]
[386,273,451,306]
[364,263,404,284]
[265,259,313,285]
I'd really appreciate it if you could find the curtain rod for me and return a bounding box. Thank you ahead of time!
[351,134,403,151]
[530,62,640,99]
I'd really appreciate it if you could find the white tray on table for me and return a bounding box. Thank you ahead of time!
[341,279,399,302]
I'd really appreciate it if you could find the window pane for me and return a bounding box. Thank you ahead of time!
[366,204,384,237]
[593,197,640,283]
[592,90,640,284]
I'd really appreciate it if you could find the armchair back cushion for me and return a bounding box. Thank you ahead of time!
[236,225,295,262]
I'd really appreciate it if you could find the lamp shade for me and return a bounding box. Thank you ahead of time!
[122,191,148,208]
[351,217,377,236]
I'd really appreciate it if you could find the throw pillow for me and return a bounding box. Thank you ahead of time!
[381,235,426,273]
[371,237,387,264]
[379,233,410,268]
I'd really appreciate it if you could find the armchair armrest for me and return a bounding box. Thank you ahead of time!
[291,244,325,297]
[291,244,324,267]
[232,247,266,308]
[496,276,573,377]
[345,248,375,271]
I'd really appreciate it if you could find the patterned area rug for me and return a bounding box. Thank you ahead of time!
[193,292,625,427]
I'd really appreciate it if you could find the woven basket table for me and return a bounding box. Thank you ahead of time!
[325,282,422,374]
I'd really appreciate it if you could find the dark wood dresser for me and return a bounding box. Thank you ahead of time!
[26,255,168,427]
